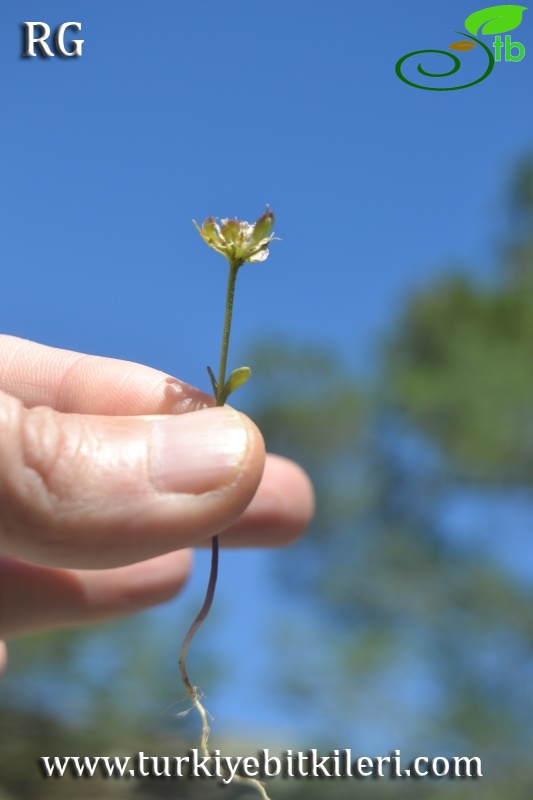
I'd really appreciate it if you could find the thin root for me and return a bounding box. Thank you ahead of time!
[178,535,273,798]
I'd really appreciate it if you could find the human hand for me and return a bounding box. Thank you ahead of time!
[0,336,314,670]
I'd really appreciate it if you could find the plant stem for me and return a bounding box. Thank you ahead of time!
[216,259,241,406]
[178,258,241,755]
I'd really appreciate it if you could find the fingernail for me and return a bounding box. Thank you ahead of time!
[151,407,248,494]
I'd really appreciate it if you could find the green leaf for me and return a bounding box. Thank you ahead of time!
[206,365,218,396]
[464,4,527,36]
[218,366,251,404]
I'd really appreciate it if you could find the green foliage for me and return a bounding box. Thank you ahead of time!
[388,278,533,480]
[253,336,533,756]
[247,154,533,797]
[388,157,533,482]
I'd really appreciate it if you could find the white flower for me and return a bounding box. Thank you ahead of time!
[193,209,276,266]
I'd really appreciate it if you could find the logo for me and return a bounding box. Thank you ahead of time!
[22,21,83,57]
[396,4,526,90]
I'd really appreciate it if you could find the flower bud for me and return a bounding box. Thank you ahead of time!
[201,217,217,242]
[251,210,274,243]
[221,219,241,242]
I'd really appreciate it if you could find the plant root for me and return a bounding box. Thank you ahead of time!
[178,535,273,798]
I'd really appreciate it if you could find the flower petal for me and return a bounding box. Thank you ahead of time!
[248,248,269,262]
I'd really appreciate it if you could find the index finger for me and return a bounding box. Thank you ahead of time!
[0,335,212,416]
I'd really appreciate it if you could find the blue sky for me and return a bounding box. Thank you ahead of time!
[2,0,533,745]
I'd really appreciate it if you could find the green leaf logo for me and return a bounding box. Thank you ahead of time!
[464,4,527,36]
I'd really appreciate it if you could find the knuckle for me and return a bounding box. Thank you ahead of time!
[0,399,85,555]
[20,404,69,502]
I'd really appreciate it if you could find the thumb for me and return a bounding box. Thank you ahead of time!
[0,391,265,570]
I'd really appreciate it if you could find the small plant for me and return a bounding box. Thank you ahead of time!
[179,209,277,798]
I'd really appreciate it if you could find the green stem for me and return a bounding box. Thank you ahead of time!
[179,257,241,751]
[216,259,241,405]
